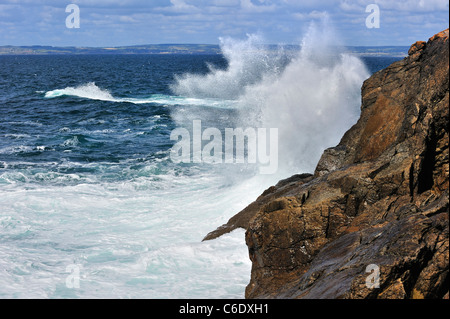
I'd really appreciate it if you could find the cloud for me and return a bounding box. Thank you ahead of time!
[240,0,277,12]
[156,0,200,14]
[339,0,449,12]
[375,0,449,12]
[293,10,329,20]
[0,0,448,46]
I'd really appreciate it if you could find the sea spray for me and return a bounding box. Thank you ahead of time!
[171,34,290,100]
[1,20,377,299]
[45,82,116,101]
[170,120,279,174]
[171,19,370,177]
[45,82,238,108]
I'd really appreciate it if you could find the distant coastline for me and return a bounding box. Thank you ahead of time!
[0,44,409,57]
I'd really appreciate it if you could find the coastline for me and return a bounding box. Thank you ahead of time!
[205,29,449,299]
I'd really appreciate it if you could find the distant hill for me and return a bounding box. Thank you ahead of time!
[0,44,221,55]
[345,46,410,57]
[0,44,409,57]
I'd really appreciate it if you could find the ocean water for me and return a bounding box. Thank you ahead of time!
[0,31,402,298]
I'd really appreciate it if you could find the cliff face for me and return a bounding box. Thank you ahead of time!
[204,29,449,299]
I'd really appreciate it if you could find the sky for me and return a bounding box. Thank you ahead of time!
[0,0,448,47]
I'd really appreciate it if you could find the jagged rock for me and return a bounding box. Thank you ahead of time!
[408,41,426,56]
[205,29,449,299]
[202,173,314,241]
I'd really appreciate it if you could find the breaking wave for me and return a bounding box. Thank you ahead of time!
[171,18,370,176]
[44,82,237,108]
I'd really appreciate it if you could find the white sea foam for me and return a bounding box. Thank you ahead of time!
[45,82,115,101]
[0,166,259,298]
[0,145,33,155]
[2,18,372,299]
[44,82,237,108]
[171,18,370,176]
[3,134,31,139]
[171,34,288,100]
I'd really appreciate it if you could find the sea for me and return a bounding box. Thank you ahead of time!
[0,31,404,298]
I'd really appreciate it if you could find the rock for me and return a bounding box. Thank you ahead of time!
[205,29,449,299]
[202,173,314,241]
[408,41,426,56]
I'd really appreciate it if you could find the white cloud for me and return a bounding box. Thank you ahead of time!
[375,0,449,11]
[293,10,329,20]
[0,0,448,46]
[240,0,277,13]
[339,0,365,12]
[153,0,200,14]
[339,0,449,12]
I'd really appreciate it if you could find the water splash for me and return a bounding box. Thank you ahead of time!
[171,18,370,177]
[44,82,237,108]
[171,34,290,100]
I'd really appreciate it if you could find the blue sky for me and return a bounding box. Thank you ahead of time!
[0,0,448,47]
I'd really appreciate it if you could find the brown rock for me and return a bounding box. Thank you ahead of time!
[202,173,314,241]
[205,29,449,299]
[408,41,426,56]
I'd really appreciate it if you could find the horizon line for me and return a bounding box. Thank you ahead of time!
[0,43,411,48]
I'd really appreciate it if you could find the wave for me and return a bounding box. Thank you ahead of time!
[0,145,35,155]
[171,34,290,100]
[1,18,373,299]
[44,82,115,101]
[171,17,370,176]
[44,82,237,108]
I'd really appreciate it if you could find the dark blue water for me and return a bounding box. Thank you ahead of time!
[0,50,402,298]
[0,55,230,185]
[0,54,397,182]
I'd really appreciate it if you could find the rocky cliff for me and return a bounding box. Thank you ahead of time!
[204,29,449,299]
